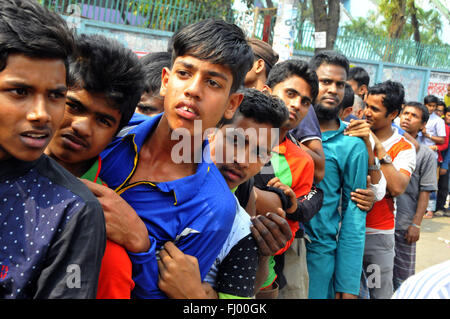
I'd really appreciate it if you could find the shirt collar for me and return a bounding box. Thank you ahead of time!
[0,155,43,181]
[81,156,102,184]
[122,112,163,152]
[156,141,213,205]
[119,112,214,205]
[321,119,347,142]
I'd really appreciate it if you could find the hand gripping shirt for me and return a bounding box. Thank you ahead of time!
[0,155,106,298]
[99,113,236,299]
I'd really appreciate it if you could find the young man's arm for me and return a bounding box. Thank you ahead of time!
[300,139,325,183]
[285,184,324,223]
[405,191,429,244]
[422,127,446,145]
[335,143,369,298]
[81,179,150,253]
[406,148,438,244]
[344,119,382,185]
[350,176,377,212]
[373,134,415,197]
[291,105,325,183]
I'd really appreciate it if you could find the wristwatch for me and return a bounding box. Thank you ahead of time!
[368,157,380,171]
[379,154,392,165]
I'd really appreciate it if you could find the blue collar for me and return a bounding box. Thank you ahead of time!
[322,119,347,142]
[118,112,214,205]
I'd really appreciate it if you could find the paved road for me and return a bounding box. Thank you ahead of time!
[416,215,450,272]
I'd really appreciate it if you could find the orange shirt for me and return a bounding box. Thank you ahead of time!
[271,135,314,254]
[366,130,416,234]
[96,240,135,299]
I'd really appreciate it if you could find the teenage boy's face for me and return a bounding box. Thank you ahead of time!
[270,75,312,130]
[136,91,165,117]
[435,105,445,117]
[399,106,424,137]
[0,54,67,162]
[425,102,437,114]
[445,111,450,125]
[160,55,243,135]
[46,89,121,166]
[364,94,397,131]
[210,115,276,190]
[347,79,359,96]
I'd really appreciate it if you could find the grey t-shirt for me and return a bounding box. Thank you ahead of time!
[395,144,437,230]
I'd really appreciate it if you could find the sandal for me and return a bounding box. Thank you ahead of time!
[423,211,434,219]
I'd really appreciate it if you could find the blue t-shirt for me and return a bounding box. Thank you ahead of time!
[99,113,236,298]
[290,105,322,143]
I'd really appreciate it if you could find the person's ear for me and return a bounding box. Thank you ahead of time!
[341,106,353,120]
[159,67,171,97]
[357,109,364,119]
[261,85,272,94]
[255,59,265,75]
[388,109,400,121]
[359,84,368,95]
[223,92,243,120]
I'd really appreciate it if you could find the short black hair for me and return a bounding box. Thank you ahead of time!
[309,50,350,77]
[367,80,405,117]
[140,52,171,94]
[340,83,355,109]
[348,66,370,87]
[142,60,171,95]
[0,0,74,80]
[68,34,145,131]
[445,106,450,115]
[223,88,288,129]
[140,51,171,66]
[403,101,429,123]
[266,59,319,102]
[169,19,253,93]
[437,100,446,108]
[424,95,439,105]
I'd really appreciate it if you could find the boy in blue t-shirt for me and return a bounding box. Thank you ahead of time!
[83,19,255,299]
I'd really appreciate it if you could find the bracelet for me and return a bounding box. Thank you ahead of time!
[411,223,421,229]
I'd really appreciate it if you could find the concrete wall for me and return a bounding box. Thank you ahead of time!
[63,16,172,57]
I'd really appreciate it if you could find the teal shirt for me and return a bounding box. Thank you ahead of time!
[305,120,368,296]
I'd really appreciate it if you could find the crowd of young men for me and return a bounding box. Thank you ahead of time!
[1,0,445,300]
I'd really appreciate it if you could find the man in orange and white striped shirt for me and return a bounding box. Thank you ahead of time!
[362,81,416,299]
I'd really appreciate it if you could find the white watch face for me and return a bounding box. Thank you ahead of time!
[382,155,392,163]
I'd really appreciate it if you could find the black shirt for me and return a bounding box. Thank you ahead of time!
[0,155,106,298]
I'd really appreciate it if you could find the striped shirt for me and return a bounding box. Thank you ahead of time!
[392,260,450,299]
[366,128,416,234]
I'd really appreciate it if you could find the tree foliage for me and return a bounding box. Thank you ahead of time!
[343,0,445,46]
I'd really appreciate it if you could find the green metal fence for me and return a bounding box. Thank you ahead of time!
[294,24,450,69]
[39,0,449,69]
[39,0,235,31]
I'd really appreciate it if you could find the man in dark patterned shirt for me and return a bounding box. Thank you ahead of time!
[0,0,105,298]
